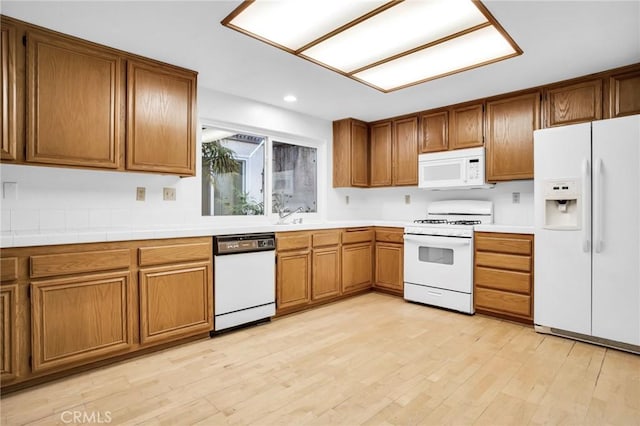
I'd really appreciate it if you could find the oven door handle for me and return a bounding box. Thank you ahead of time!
[403,235,472,246]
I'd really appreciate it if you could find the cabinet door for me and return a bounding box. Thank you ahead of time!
[1,284,18,382]
[392,116,418,185]
[31,271,133,372]
[374,243,403,293]
[609,69,640,118]
[312,246,341,301]
[449,103,484,149]
[420,111,448,153]
[342,243,373,294]
[126,59,196,176]
[486,92,541,181]
[276,250,311,312]
[139,262,212,346]
[351,120,369,187]
[1,20,17,161]
[370,121,392,187]
[26,30,122,168]
[544,79,602,127]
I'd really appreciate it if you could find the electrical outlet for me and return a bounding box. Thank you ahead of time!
[345,195,350,205]
[163,187,176,201]
[405,194,411,204]
[136,187,146,201]
[512,192,520,204]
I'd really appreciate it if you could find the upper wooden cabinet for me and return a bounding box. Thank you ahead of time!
[485,91,541,181]
[449,102,484,150]
[544,79,602,127]
[393,116,418,186]
[420,110,448,153]
[26,29,123,169]
[1,20,17,161]
[1,15,197,176]
[608,68,640,118]
[333,118,369,187]
[369,121,392,187]
[126,59,196,175]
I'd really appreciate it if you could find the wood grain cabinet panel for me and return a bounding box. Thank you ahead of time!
[609,69,640,118]
[544,79,602,127]
[449,103,484,150]
[486,92,541,181]
[30,272,133,372]
[276,232,311,251]
[333,118,368,187]
[374,243,403,293]
[26,30,122,168]
[370,121,392,187]
[276,250,311,313]
[138,243,210,266]
[126,59,196,176]
[1,20,17,161]
[420,110,448,153]
[139,262,212,345]
[474,232,534,323]
[375,228,404,244]
[1,257,18,282]
[342,242,373,294]
[1,284,18,382]
[312,247,341,301]
[30,249,130,278]
[312,230,341,248]
[392,116,418,185]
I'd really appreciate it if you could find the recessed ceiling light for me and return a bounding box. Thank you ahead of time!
[283,95,297,103]
[222,0,522,93]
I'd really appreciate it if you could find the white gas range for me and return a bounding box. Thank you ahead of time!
[404,200,493,314]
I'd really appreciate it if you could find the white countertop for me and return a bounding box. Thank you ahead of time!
[0,220,408,248]
[474,224,534,234]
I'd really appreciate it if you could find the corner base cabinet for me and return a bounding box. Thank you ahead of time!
[474,232,534,324]
[374,227,404,295]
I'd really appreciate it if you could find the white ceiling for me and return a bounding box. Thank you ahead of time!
[3,1,640,122]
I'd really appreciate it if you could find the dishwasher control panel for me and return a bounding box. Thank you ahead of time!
[214,233,275,255]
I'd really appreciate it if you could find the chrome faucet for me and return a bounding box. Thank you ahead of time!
[278,206,304,220]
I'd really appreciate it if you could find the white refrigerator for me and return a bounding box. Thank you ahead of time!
[533,114,640,349]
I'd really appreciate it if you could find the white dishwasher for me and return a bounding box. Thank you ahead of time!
[211,233,276,334]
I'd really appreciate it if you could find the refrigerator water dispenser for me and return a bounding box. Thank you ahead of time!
[543,179,580,229]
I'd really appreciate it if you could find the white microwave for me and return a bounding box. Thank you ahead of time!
[418,147,494,190]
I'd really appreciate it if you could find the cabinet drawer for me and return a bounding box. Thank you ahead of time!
[475,287,531,317]
[475,252,531,272]
[375,228,404,244]
[342,228,374,244]
[475,233,532,255]
[1,258,18,281]
[475,266,531,294]
[276,232,311,251]
[30,249,131,278]
[312,230,341,248]
[138,242,211,266]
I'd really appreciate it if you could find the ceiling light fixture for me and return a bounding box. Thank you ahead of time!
[222,0,522,93]
[283,95,297,102]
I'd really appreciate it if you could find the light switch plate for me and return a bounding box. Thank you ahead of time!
[163,187,176,201]
[405,194,411,204]
[2,182,17,200]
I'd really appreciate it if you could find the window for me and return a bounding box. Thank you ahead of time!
[201,126,321,218]
[272,141,317,214]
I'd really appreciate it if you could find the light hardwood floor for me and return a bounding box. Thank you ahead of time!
[2,292,639,425]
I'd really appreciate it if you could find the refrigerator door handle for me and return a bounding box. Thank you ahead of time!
[582,158,591,252]
[594,158,604,253]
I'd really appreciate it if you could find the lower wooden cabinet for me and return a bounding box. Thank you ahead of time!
[0,236,213,391]
[342,242,373,294]
[374,243,403,293]
[30,271,134,372]
[312,246,341,301]
[276,249,311,312]
[474,232,534,323]
[139,262,212,346]
[1,284,18,381]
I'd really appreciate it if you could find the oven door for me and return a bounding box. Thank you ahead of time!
[403,233,472,293]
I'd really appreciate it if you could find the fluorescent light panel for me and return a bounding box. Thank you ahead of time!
[223,0,522,92]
